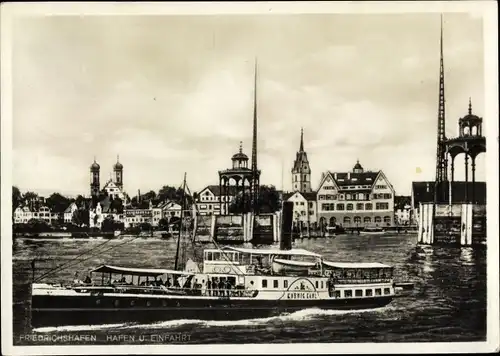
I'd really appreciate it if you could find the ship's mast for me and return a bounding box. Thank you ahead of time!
[174,172,187,271]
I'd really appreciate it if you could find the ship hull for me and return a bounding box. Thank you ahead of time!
[31,294,393,328]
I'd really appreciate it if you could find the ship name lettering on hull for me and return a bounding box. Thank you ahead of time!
[286,292,318,299]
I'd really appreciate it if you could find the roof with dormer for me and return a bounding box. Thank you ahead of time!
[284,191,317,202]
[198,185,241,197]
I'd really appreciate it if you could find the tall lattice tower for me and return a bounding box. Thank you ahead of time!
[435,15,448,184]
[250,59,261,213]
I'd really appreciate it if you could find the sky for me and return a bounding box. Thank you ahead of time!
[11,12,486,198]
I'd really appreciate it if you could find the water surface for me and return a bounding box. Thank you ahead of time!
[12,234,486,344]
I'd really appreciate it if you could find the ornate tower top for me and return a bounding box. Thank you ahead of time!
[90,157,100,171]
[353,159,364,173]
[114,154,123,170]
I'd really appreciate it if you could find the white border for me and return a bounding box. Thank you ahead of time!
[1,1,498,355]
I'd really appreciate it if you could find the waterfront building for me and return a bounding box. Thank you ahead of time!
[283,191,318,229]
[102,179,126,201]
[89,197,124,229]
[14,206,32,224]
[291,128,312,193]
[63,202,78,224]
[14,205,60,225]
[123,208,153,228]
[316,161,395,229]
[195,185,238,215]
[394,196,412,226]
[159,201,182,220]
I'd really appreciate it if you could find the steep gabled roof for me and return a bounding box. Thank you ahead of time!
[199,185,240,197]
[284,191,317,202]
[64,202,77,213]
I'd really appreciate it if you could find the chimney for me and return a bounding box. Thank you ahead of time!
[334,172,337,179]
[347,172,351,180]
[280,201,294,250]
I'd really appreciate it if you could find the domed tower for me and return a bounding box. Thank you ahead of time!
[113,155,123,189]
[291,128,312,193]
[353,160,364,174]
[231,142,249,169]
[90,157,100,198]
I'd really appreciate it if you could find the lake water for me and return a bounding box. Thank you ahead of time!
[12,233,486,345]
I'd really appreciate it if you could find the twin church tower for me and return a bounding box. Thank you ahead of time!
[291,128,312,193]
[90,156,124,198]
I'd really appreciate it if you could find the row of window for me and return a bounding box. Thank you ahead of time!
[293,175,309,182]
[294,202,314,208]
[320,216,392,224]
[295,210,315,217]
[318,193,392,201]
[373,193,392,199]
[320,203,390,211]
[335,287,391,298]
[198,196,232,202]
[261,279,325,289]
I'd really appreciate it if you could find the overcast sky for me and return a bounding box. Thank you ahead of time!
[11,12,485,197]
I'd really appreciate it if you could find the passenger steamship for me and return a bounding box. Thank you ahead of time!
[31,244,409,327]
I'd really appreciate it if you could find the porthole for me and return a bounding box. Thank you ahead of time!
[96,299,101,305]
[146,301,151,307]
[162,300,167,307]
[130,300,135,306]
[114,300,120,307]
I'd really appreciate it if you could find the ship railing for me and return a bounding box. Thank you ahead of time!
[72,283,260,298]
[332,278,393,284]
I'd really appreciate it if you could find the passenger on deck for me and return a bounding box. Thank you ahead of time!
[165,278,171,288]
[173,277,180,288]
[218,278,225,297]
[84,276,92,284]
[207,279,212,296]
[73,272,84,285]
[224,279,233,296]
[212,277,219,297]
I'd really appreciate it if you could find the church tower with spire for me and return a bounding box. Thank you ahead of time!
[113,155,123,189]
[291,128,312,193]
[90,157,100,198]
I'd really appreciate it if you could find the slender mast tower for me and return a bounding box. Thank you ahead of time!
[251,59,260,213]
[435,15,448,194]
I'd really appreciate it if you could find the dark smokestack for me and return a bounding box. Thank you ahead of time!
[280,201,294,250]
